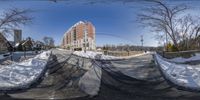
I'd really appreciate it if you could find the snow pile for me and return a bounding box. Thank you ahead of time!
[169,53,200,63]
[73,51,147,60]
[0,53,11,61]
[0,55,4,60]
[78,64,102,96]
[0,51,51,90]
[73,51,103,59]
[0,54,7,59]
[34,51,51,60]
[155,53,200,90]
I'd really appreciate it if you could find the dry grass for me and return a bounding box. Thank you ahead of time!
[158,50,200,59]
[104,51,144,57]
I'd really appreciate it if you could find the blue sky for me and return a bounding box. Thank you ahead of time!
[0,0,199,47]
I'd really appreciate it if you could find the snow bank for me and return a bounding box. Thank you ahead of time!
[155,53,200,90]
[78,64,102,96]
[0,51,51,90]
[73,51,147,60]
[168,53,200,63]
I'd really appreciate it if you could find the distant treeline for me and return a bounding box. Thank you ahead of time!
[98,45,162,51]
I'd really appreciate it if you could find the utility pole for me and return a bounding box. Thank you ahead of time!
[141,35,143,51]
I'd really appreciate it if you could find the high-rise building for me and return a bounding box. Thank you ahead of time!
[14,29,22,44]
[61,21,96,50]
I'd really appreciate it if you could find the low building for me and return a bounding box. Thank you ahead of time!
[61,21,96,51]
[15,37,33,51]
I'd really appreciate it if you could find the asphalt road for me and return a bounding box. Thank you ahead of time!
[81,54,200,100]
[1,49,200,100]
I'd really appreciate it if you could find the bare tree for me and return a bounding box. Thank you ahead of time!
[0,8,32,36]
[178,14,200,50]
[137,0,189,50]
[43,36,55,48]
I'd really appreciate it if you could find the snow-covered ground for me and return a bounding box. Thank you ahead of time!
[0,51,51,90]
[168,53,200,63]
[155,53,200,90]
[73,51,148,60]
[56,48,69,51]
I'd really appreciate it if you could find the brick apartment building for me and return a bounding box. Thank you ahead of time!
[61,21,96,50]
